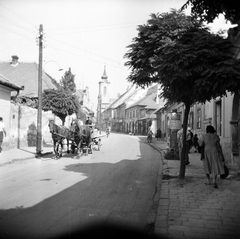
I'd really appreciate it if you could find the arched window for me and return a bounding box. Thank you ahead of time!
[103,86,107,97]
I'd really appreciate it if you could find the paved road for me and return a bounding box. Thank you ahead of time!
[0,133,162,239]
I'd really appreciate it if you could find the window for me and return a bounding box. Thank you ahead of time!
[215,100,222,136]
[103,86,107,97]
[197,109,201,129]
[189,111,194,129]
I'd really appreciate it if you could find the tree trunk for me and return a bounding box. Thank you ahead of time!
[59,116,65,126]
[178,103,190,180]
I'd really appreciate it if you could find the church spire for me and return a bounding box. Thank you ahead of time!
[101,65,108,82]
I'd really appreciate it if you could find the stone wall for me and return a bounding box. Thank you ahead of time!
[0,86,12,133]
[2,103,54,150]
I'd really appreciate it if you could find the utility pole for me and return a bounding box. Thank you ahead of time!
[36,24,43,158]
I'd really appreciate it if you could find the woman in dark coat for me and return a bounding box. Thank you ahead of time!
[199,125,224,188]
[156,128,162,141]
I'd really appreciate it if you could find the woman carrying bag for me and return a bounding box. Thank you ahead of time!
[199,125,226,188]
[217,141,229,179]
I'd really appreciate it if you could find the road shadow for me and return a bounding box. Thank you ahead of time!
[0,134,162,239]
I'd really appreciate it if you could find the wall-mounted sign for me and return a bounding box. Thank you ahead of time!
[169,119,181,130]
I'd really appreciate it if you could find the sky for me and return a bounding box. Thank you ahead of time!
[0,0,234,113]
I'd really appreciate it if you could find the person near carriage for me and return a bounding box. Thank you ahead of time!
[85,116,92,127]
[147,126,153,143]
[85,116,94,137]
[106,126,110,137]
[0,117,7,153]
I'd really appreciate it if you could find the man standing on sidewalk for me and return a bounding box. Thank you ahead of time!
[0,117,7,153]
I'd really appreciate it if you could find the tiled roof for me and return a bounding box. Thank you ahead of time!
[0,74,22,91]
[126,84,158,109]
[103,85,137,111]
[127,92,157,109]
[144,102,159,110]
[0,61,57,97]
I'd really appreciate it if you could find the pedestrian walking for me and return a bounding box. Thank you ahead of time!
[193,134,199,153]
[0,117,7,153]
[186,127,193,153]
[156,128,162,140]
[177,125,190,165]
[147,126,153,143]
[198,125,225,188]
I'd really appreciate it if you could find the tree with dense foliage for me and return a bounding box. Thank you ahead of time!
[182,0,240,23]
[42,88,81,125]
[60,67,76,93]
[124,9,240,179]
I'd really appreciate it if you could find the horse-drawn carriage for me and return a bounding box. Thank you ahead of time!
[48,119,101,159]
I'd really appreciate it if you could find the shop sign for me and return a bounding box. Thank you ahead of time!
[169,119,181,130]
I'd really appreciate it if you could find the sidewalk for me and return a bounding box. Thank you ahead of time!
[0,145,53,167]
[150,138,240,239]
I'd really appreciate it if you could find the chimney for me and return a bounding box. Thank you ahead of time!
[11,55,19,66]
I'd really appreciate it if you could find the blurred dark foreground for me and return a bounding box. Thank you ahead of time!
[51,222,166,239]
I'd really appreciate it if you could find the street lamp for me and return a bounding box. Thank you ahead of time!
[43,60,63,77]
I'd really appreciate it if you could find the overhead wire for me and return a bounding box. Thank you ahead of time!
[0,2,36,28]
[0,21,35,40]
[0,2,130,71]
[0,15,35,36]
[44,43,69,70]
[45,40,126,71]
[0,3,38,55]
[44,38,73,68]
[47,35,125,66]
[45,23,139,35]
[45,20,141,30]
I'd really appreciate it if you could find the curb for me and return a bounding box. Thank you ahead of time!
[0,150,53,167]
[0,155,34,167]
[146,142,168,235]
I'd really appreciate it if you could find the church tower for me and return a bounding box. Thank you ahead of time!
[97,65,110,129]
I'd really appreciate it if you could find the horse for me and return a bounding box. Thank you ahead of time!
[48,119,70,159]
[70,119,92,157]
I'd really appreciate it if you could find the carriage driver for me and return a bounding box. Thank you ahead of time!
[85,116,92,127]
[85,116,94,140]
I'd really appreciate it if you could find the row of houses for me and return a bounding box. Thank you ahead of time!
[101,82,239,167]
[101,84,164,135]
[0,55,94,151]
